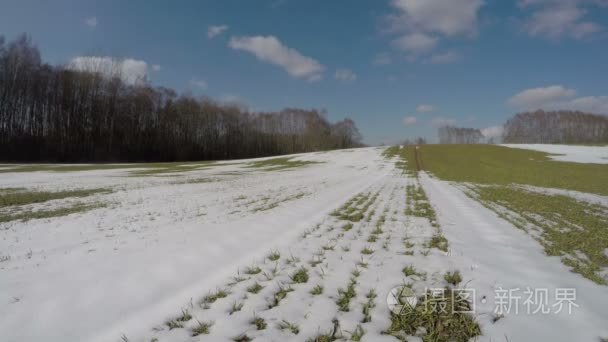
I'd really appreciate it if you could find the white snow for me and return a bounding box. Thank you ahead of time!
[502,144,608,164]
[1,147,607,342]
[421,173,608,341]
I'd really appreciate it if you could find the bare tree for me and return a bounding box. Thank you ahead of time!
[438,126,484,144]
[0,34,365,162]
[503,110,608,144]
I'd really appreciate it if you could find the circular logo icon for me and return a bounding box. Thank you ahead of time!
[387,286,418,314]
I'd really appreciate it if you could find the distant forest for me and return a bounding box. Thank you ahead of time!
[0,34,363,162]
[503,110,608,144]
[438,126,485,144]
[436,110,608,145]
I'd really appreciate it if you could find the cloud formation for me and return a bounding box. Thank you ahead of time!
[508,85,577,108]
[208,25,229,39]
[387,0,483,58]
[416,104,435,113]
[229,35,324,81]
[68,56,149,85]
[402,116,418,125]
[517,0,604,40]
[334,69,357,82]
[392,33,438,54]
[389,0,484,37]
[508,85,608,114]
[84,17,97,28]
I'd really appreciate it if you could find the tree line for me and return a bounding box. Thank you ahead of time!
[502,110,608,144]
[434,110,608,145]
[0,34,363,162]
[438,126,484,144]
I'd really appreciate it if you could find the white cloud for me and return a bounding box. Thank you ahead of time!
[208,25,229,39]
[428,50,461,64]
[84,16,97,28]
[334,68,357,82]
[151,64,161,72]
[565,96,608,113]
[392,33,437,54]
[402,116,418,125]
[386,0,483,60]
[507,85,577,108]
[373,52,392,66]
[68,56,148,85]
[431,116,456,127]
[389,0,484,37]
[481,125,504,138]
[190,78,208,90]
[228,35,324,82]
[416,104,435,113]
[518,0,604,39]
[508,85,608,114]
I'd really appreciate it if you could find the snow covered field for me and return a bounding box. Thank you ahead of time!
[502,144,608,164]
[1,147,607,342]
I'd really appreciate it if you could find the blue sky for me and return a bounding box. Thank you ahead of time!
[1,0,608,144]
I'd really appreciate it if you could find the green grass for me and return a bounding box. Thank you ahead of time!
[269,284,294,308]
[232,334,252,342]
[229,301,244,315]
[0,188,111,208]
[277,320,300,335]
[247,157,320,171]
[383,146,417,176]
[247,282,264,294]
[165,310,192,329]
[405,185,438,227]
[0,161,216,175]
[252,192,307,212]
[267,250,281,261]
[201,288,229,305]
[251,315,267,330]
[402,265,426,279]
[177,309,192,322]
[310,284,324,295]
[331,192,378,222]
[416,144,608,195]
[128,162,215,176]
[444,271,463,286]
[290,267,309,283]
[0,202,106,223]
[165,319,183,330]
[306,331,338,342]
[426,234,449,253]
[349,325,366,341]
[362,289,377,323]
[192,320,213,336]
[244,265,262,275]
[386,288,481,342]
[405,144,608,285]
[336,278,357,312]
[473,185,608,284]
[361,247,374,255]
